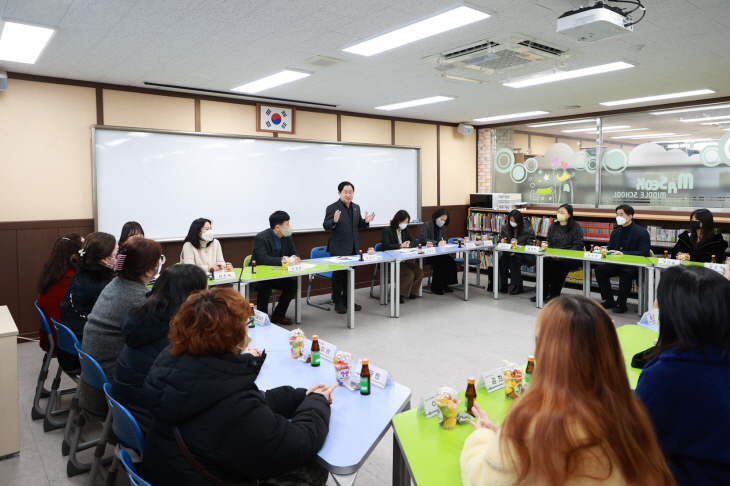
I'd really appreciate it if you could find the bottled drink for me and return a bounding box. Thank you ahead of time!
[712,255,717,263]
[664,251,668,258]
[360,359,371,395]
[359,250,363,261]
[311,335,320,367]
[252,260,257,274]
[525,356,535,383]
[465,377,477,413]
[248,303,255,328]
[418,244,423,254]
[590,244,595,253]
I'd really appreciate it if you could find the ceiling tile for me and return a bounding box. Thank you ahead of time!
[2,0,73,27]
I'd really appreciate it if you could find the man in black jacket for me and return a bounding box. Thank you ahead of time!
[251,211,300,325]
[323,181,375,314]
[595,204,651,314]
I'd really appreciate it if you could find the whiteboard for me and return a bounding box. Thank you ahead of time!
[93,127,420,241]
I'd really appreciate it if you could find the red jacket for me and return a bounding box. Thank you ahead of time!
[36,268,75,352]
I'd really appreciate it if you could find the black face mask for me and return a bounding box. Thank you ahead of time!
[690,221,701,231]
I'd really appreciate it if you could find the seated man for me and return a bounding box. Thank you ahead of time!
[251,211,300,325]
[595,204,651,314]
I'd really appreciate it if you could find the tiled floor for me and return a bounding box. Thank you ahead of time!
[2,283,640,486]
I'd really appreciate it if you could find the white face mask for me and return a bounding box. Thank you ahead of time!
[398,223,407,230]
[510,221,518,228]
[281,226,293,237]
[435,219,445,228]
[201,230,214,242]
[616,216,627,226]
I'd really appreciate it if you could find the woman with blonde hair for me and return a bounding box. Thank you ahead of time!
[461,295,674,486]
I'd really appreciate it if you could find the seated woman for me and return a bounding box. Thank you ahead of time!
[59,232,117,371]
[461,295,674,486]
[112,264,208,435]
[670,208,727,263]
[180,218,226,273]
[382,210,424,303]
[36,233,83,352]
[531,204,584,303]
[80,237,162,421]
[636,266,730,485]
[142,287,336,486]
[496,209,536,295]
[118,221,144,252]
[419,208,458,295]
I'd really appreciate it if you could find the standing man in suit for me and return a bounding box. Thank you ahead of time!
[251,210,300,325]
[323,181,375,314]
[595,204,651,314]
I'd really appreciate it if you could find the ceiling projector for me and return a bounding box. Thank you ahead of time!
[557,2,634,42]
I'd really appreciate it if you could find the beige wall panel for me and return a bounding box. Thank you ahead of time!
[394,121,438,207]
[513,133,529,153]
[103,90,195,131]
[279,111,337,141]
[199,101,272,137]
[340,116,390,145]
[439,126,477,206]
[0,79,96,221]
[530,135,555,157]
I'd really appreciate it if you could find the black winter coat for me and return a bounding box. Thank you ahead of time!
[141,349,331,485]
[60,264,115,340]
[112,304,172,435]
[670,231,728,263]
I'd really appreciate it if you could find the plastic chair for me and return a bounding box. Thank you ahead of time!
[32,303,76,426]
[369,243,389,300]
[102,383,145,486]
[449,238,485,290]
[416,240,434,294]
[244,255,279,312]
[307,246,334,311]
[67,343,113,479]
[52,321,86,455]
[119,449,153,486]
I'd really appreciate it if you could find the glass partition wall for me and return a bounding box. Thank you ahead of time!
[491,101,730,209]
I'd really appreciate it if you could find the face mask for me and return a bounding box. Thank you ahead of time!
[281,226,293,237]
[616,216,627,226]
[398,223,407,230]
[201,230,214,242]
[690,221,701,231]
[557,213,567,222]
[106,255,117,270]
[510,221,518,228]
[435,219,445,228]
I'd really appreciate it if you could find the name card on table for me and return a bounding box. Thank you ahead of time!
[476,368,505,394]
[253,309,269,326]
[318,339,338,362]
[583,252,603,260]
[465,242,476,248]
[657,258,681,267]
[423,247,436,255]
[497,243,512,250]
[212,271,237,281]
[288,263,306,273]
[355,360,393,388]
[363,254,378,261]
[417,392,440,419]
[705,262,725,273]
[524,245,541,253]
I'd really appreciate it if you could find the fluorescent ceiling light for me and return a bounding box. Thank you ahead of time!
[231,69,310,94]
[375,95,454,111]
[600,89,716,107]
[0,21,54,64]
[651,138,717,144]
[681,115,730,123]
[503,62,634,89]
[474,111,549,123]
[600,128,649,134]
[612,133,690,140]
[526,119,594,128]
[343,6,491,56]
[436,74,483,84]
[650,104,730,115]
[562,125,630,133]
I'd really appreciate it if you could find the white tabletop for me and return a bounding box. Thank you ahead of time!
[248,324,411,475]
[385,242,493,261]
[306,251,395,267]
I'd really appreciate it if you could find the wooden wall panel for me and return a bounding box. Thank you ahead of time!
[278,111,337,141]
[103,90,195,131]
[340,116,391,145]
[16,228,61,337]
[439,126,477,206]
[395,121,438,208]
[199,101,272,137]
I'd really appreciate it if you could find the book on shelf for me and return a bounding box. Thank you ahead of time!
[579,221,613,242]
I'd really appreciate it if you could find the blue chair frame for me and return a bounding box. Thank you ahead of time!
[102,382,145,486]
[119,449,152,486]
[449,238,485,290]
[48,320,83,453]
[307,246,334,311]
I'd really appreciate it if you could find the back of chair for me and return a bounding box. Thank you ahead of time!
[311,246,333,279]
[103,383,145,454]
[448,238,458,244]
[53,319,79,355]
[374,243,382,252]
[244,255,251,268]
[34,301,53,340]
[75,343,108,390]
[119,449,152,486]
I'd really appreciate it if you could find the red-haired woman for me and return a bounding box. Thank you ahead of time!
[461,295,674,486]
[142,287,335,486]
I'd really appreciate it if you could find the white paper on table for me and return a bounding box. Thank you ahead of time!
[300,263,317,269]
[637,311,659,332]
[323,257,360,263]
[394,248,418,253]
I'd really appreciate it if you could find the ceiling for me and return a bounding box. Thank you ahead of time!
[1,0,729,123]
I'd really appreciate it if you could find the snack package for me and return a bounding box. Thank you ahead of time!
[367,247,375,255]
[334,351,353,386]
[540,241,548,252]
[288,329,305,359]
[426,242,433,248]
[225,262,233,270]
[510,238,518,249]
[502,362,526,400]
[435,386,461,430]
